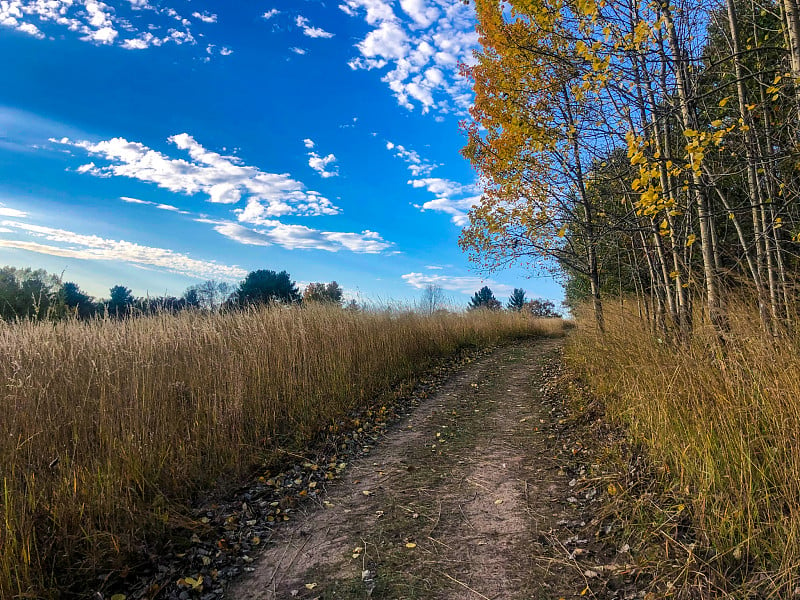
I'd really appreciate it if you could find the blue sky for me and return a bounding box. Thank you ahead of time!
[0,0,562,306]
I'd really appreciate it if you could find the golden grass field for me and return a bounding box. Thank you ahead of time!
[0,305,562,598]
[567,303,800,594]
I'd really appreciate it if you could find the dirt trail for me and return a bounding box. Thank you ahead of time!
[229,338,611,599]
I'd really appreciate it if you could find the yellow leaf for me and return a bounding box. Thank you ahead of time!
[362,490,373,496]
[557,225,567,238]
[719,96,731,107]
[711,119,723,128]
[686,234,697,246]
[305,583,318,590]
[607,483,617,496]
[405,542,417,548]
[182,576,203,590]
[494,499,504,505]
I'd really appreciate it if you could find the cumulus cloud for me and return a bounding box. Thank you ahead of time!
[206,219,393,254]
[296,14,334,38]
[0,0,198,50]
[385,140,436,176]
[307,152,339,178]
[408,177,480,226]
[53,133,340,218]
[340,0,478,114]
[262,9,280,19]
[400,0,439,27]
[0,220,247,280]
[192,11,217,23]
[402,272,515,297]
[303,138,315,149]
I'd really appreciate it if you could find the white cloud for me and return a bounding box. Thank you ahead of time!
[0,220,247,281]
[120,196,149,204]
[192,11,217,23]
[385,140,436,176]
[208,219,393,254]
[339,0,395,25]
[0,203,28,218]
[219,46,233,56]
[262,9,280,19]
[303,138,315,149]
[0,0,197,50]
[54,134,340,218]
[17,21,44,38]
[290,46,307,55]
[340,0,478,114]
[120,196,189,214]
[308,152,339,178]
[408,177,479,226]
[296,14,334,38]
[358,20,408,60]
[402,272,515,297]
[400,0,439,28]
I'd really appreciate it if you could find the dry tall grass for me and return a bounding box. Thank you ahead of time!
[0,305,560,597]
[566,302,800,594]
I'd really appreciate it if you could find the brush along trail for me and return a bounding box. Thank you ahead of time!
[230,338,643,600]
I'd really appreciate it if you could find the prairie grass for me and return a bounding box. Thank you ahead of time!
[0,305,561,598]
[566,302,800,594]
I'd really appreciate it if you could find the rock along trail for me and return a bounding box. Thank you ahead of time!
[230,338,626,599]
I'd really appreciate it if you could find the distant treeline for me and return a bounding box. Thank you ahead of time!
[0,266,350,321]
[0,266,562,321]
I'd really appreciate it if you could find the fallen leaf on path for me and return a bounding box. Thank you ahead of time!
[305,583,318,590]
[494,499,504,505]
[584,569,600,578]
[405,542,417,548]
[362,490,373,496]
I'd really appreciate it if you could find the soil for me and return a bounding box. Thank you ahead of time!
[226,338,646,599]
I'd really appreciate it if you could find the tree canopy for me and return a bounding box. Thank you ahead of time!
[303,281,344,305]
[235,270,301,306]
[468,286,502,311]
[507,288,526,311]
[463,0,800,338]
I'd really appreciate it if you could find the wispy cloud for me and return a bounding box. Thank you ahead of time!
[0,203,28,218]
[262,9,280,19]
[0,220,247,281]
[206,219,393,254]
[296,15,334,38]
[402,272,515,297]
[340,0,478,114]
[386,140,436,176]
[120,196,189,214]
[408,177,479,226]
[53,133,340,218]
[290,46,307,55]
